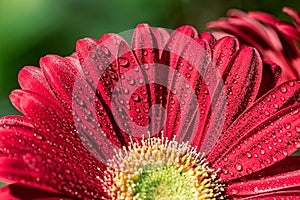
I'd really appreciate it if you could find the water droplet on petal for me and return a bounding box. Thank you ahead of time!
[295,126,300,133]
[285,123,291,130]
[118,57,129,68]
[288,81,295,87]
[143,50,148,56]
[253,187,259,192]
[246,168,253,174]
[132,94,141,102]
[280,87,287,93]
[100,46,111,56]
[230,189,239,194]
[235,164,243,171]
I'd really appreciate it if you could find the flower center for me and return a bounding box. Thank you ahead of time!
[101,136,225,200]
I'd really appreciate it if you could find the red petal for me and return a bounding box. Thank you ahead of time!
[18,66,59,106]
[9,90,73,135]
[213,102,300,181]
[77,34,154,145]
[131,24,166,136]
[256,61,282,99]
[207,8,300,82]
[211,36,239,76]
[0,115,106,199]
[199,32,217,46]
[207,13,276,51]
[227,156,300,197]
[40,55,83,108]
[283,7,300,29]
[160,26,214,144]
[132,23,160,63]
[208,80,300,165]
[248,11,279,26]
[0,184,72,200]
[195,46,262,153]
[231,190,300,199]
[277,21,300,42]
[214,46,262,130]
[76,37,102,86]
[150,27,170,55]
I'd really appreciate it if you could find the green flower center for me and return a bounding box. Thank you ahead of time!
[133,165,197,200]
[101,135,225,200]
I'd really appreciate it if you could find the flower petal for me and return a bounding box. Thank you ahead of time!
[0,184,72,200]
[283,7,300,29]
[227,156,300,197]
[160,26,214,145]
[248,11,279,26]
[211,36,239,76]
[18,66,60,106]
[276,21,300,42]
[256,61,282,99]
[208,80,300,165]
[207,10,274,50]
[150,27,170,56]
[207,8,300,82]
[199,32,217,46]
[40,55,83,108]
[132,23,160,64]
[76,35,138,149]
[214,46,262,131]
[0,114,106,199]
[231,190,300,199]
[214,102,300,181]
[131,24,166,136]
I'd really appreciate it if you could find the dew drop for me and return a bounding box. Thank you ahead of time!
[230,189,239,194]
[285,123,291,130]
[295,126,300,133]
[132,94,141,102]
[100,46,111,56]
[223,168,228,174]
[89,52,97,59]
[288,81,295,87]
[246,168,253,174]
[143,50,148,56]
[264,111,270,116]
[118,57,129,68]
[127,78,136,86]
[235,164,243,171]
[280,87,287,93]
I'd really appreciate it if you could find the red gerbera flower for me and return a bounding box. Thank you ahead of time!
[207,7,300,83]
[0,24,300,199]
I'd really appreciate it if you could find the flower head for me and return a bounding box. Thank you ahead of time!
[207,7,300,83]
[0,24,300,199]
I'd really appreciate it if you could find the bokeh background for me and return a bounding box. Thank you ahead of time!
[0,0,300,187]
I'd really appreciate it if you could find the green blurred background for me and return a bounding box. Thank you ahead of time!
[0,0,300,187]
[1,0,300,116]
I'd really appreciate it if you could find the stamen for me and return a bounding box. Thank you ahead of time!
[101,135,225,199]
